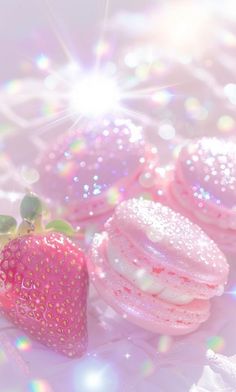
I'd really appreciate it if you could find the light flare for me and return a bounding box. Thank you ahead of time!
[69,73,121,118]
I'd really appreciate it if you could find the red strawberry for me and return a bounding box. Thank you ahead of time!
[0,194,88,357]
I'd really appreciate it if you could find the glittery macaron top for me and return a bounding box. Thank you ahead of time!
[35,118,147,220]
[175,137,236,228]
[109,199,228,284]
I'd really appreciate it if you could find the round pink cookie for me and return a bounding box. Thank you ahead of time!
[167,137,236,253]
[34,118,158,228]
[88,199,229,335]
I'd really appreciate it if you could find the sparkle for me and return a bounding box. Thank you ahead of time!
[225,285,236,298]
[74,358,118,392]
[69,73,120,118]
[152,89,172,106]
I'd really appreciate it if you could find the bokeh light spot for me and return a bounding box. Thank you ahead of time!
[185,97,208,121]
[140,359,155,377]
[57,161,75,177]
[20,166,40,185]
[207,336,225,353]
[36,55,50,71]
[158,123,176,140]
[217,115,235,132]
[157,335,173,353]
[73,358,118,392]
[69,138,86,154]
[15,336,32,352]
[220,30,236,47]
[107,187,122,206]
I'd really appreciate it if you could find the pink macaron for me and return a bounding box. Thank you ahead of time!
[166,137,236,254]
[34,118,158,229]
[88,198,229,335]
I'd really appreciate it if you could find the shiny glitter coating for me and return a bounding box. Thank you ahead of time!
[106,223,225,299]
[0,232,88,357]
[113,199,228,280]
[35,118,151,224]
[168,137,236,252]
[88,199,229,334]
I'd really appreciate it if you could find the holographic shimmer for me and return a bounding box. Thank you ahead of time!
[15,336,32,351]
[28,379,52,392]
[140,359,155,377]
[207,336,225,353]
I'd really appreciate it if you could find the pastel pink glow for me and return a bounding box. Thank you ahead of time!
[88,199,229,335]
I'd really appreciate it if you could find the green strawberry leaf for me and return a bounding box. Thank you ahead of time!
[46,220,76,236]
[0,215,17,233]
[20,193,42,221]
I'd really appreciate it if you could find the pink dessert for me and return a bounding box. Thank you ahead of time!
[166,137,236,253]
[0,194,88,357]
[88,199,229,335]
[34,118,158,229]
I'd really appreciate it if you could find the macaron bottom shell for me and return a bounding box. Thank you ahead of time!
[88,233,210,335]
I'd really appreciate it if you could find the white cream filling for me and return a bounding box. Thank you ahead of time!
[107,242,194,305]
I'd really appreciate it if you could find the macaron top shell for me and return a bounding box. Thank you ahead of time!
[35,118,147,220]
[88,199,228,334]
[175,137,236,228]
[108,199,228,285]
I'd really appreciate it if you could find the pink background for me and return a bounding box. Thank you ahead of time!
[1,1,236,391]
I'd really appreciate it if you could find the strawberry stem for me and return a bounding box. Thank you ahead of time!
[17,220,36,236]
[0,193,78,244]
